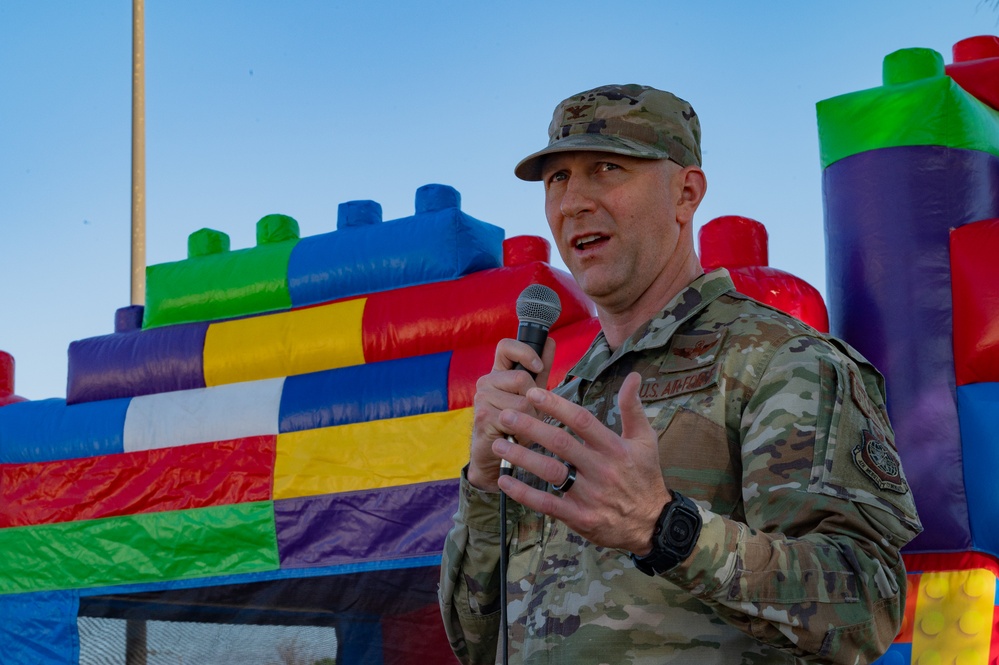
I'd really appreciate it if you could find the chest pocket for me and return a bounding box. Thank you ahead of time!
[639,330,742,518]
[644,329,725,431]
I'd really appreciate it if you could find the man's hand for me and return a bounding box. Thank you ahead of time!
[493,371,670,554]
[467,337,556,493]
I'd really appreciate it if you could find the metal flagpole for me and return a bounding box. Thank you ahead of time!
[130,0,146,306]
[126,4,148,657]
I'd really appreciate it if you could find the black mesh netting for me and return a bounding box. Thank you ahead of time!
[76,565,458,665]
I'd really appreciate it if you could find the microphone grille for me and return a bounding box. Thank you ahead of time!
[516,284,562,327]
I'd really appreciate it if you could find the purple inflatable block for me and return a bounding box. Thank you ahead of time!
[66,322,209,405]
[823,145,999,552]
[274,480,458,568]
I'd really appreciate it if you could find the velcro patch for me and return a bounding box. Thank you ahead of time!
[853,428,908,494]
[561,103,595,125]
[850,370,879,423]
[640,364,719,402]
[661,330,726,372]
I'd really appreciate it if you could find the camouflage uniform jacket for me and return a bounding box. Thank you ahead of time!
[439,269,922,664]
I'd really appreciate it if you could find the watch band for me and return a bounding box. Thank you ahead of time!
[630,490,702,576]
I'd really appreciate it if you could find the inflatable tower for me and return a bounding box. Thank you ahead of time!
[819,35,999,665]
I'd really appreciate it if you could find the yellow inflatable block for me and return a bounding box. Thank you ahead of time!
[911,568,996,665]
[203,298,366,386]
[274,408,473,499]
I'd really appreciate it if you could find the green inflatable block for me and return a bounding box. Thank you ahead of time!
[144,238,297,328]
[817,47,999,168]
[0,502,279,595]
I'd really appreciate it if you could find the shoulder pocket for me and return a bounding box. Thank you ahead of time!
[809,359,920,533]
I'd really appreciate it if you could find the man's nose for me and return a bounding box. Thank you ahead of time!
[560,176,596,219]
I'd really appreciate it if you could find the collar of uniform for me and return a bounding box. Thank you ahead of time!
[566,269,735,382]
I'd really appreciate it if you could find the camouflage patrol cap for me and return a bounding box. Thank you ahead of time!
[514,84,702,181]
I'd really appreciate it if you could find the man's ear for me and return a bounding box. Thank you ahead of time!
[676,166,707,226]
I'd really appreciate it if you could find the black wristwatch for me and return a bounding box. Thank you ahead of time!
[631,490,702,576]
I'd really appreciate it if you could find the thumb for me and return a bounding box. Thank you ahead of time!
[619,372,654,442]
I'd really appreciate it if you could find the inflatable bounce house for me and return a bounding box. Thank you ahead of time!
[1,33,997,665]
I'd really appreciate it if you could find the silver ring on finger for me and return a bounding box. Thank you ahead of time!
[551,462,576,493]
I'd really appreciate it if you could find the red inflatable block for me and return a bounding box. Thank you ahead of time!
[362,260,595,364]
[946,35,999,111]
[447,317,601,410]
[0,351,26,407]
[951,219,999,386]
[0,435,275,527]
[698,216,829,332]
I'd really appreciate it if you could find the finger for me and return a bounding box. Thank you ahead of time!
[493,338,545,375]
[497,406,587,464]
[618,372,655,441]
[496,473,574,523]
[525,386,619,453]
[492,436,572,485]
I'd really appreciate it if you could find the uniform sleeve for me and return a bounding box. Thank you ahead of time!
[662,335,922,663]
[439,468,506,665]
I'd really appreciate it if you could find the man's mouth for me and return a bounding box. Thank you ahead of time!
[574,234,607,250]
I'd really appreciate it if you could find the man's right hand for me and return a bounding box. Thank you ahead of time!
[467,336,556,492]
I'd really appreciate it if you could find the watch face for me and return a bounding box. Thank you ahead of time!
[664,510,698,550]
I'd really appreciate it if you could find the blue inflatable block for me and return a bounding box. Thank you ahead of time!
[286,186,503,307]
[0,590,79,665]
[278,352,450,433]
[957,383,999,556]
[0,397,129,463]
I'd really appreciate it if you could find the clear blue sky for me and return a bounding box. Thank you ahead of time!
[2,1,996,400]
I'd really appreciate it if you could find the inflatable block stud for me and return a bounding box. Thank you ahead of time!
[416,183,460,213]
[188,228,231,258]
[0,351,26,407]
[337,200,383,230]
[883,47,945,86]
[257,214,300,245]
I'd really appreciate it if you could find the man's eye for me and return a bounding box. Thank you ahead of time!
[548,172,568,183]
[600,162,620,171]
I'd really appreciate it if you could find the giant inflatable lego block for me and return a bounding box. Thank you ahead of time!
[0,397,130,464]
[880,553,999,665]
[951,219,999,386]
[1,436,274,528]
[0,502,279,595]
[957,384,999,556]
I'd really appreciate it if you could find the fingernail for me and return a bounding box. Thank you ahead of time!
[527,388,544,403]
[493,438,510,455]
[499,410,517,427]
[532,359,544,372]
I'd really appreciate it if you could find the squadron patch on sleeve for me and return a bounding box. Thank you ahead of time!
[853,428,908,494]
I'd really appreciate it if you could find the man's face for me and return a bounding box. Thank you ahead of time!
[542,151,682,314]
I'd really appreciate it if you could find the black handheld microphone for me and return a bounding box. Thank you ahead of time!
[499,283,561,665]
[502,284,562,474]
[509,283,563,379]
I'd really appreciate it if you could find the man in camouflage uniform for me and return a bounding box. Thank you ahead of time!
[439,84,921,664]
